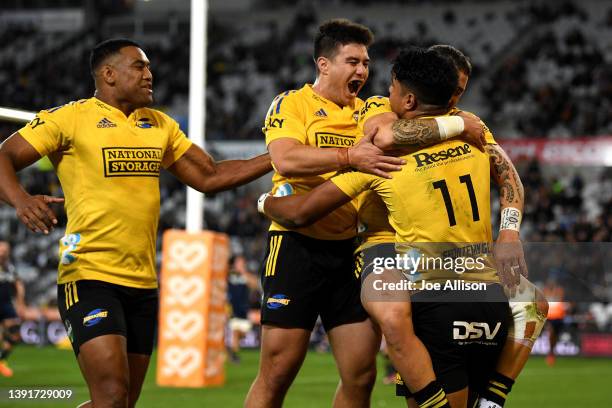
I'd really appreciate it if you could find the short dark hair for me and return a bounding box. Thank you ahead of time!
[391,47,458,106]
[90,38,142,78]
[314,19,374,60]
[429,44,472,76]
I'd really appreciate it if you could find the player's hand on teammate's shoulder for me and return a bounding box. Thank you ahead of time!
[493,229,528,296]
[349,126,405,179]
[454,110,486,152]
[14,193,64,234]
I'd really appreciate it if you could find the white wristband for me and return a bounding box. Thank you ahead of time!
[500,207,522,232]
[257,193,270,214]
[435,116,464,140]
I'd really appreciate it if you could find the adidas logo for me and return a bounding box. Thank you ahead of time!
[97,118,116,128]
[314,108,327,117]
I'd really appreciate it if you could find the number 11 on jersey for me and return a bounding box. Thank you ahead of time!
[433,174,480,227]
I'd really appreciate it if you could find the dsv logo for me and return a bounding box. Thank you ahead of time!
[453,321,501,340]
[413,144,471,168]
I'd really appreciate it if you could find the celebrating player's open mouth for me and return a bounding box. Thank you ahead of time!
[348,79,363,96]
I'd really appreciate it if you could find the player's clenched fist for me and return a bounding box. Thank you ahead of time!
[14,194,64,234]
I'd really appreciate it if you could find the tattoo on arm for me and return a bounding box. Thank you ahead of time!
[486,144,524,207]
[391,119,441,147]
[500,181,515,203]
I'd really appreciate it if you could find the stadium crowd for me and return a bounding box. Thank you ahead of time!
[482,1,612,137]
[1,0,610,140]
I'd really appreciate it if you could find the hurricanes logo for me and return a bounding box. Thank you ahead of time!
[266,294,291,310]
[102,147,162,177]
[359,99,385,117]
[83,309,108,327]
[136,118,154,128]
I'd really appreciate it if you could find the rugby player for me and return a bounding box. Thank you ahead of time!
[0,39,272,408]
[360,44,547,408]
[258,47,514,408]
[0,240,23,377]
[246,20,486,408]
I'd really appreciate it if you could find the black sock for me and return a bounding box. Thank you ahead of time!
[480,372,514,407]
[413,380,450,408]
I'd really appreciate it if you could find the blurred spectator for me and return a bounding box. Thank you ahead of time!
[227,254,258,363]
[6,0,609,141]
[543,277,568,365]
[0,241,23,377]
[483,2,611,137]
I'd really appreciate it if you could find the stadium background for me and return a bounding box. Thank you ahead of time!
[0,0,611,406]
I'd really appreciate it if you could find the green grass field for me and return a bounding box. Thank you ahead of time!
[1,346,611,407]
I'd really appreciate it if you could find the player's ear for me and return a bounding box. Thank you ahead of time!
[404,92,417,111]
[100,64,116,86]
[316,56,329,76]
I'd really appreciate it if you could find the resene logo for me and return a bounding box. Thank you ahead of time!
[413,144,472,168]
[102,147,162,177]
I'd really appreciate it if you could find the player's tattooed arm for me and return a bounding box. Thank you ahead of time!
[367,111,485,151]
[391,119,441,147]
[486,144,524,211]
[365,113,443,150]
[488,143,528,286]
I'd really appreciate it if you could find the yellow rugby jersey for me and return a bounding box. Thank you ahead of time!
[355,96,396,249]
[18,97,192,288]
[354,97,498,252]
[263,84,362,240]
[331,136,497,283]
